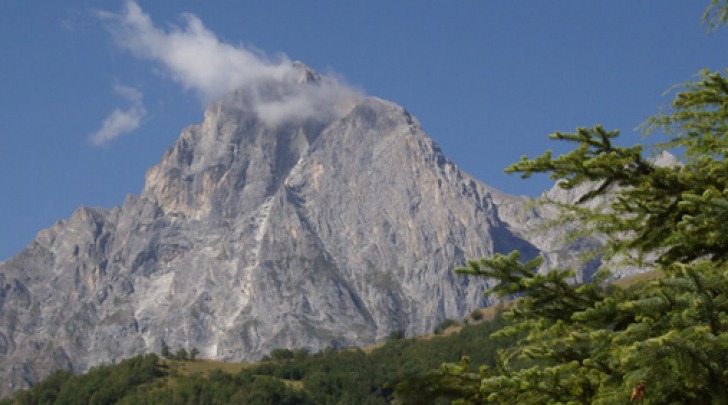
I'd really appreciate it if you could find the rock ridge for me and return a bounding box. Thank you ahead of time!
[0,82,593,396]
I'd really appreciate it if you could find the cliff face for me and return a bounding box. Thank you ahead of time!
[0,75,589,395]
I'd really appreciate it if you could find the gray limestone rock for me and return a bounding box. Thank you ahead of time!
[0,77,601,396]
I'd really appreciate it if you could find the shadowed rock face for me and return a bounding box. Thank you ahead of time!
[0,81,591,395]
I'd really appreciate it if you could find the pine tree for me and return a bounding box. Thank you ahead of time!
[409,2,728,403]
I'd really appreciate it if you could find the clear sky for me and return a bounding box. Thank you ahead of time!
[1,1,727,261]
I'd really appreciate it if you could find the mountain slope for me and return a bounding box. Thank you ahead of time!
[0,73,583,395]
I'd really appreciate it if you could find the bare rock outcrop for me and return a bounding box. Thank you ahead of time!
[0,71,596,396]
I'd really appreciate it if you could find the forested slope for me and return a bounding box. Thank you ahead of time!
[0,315,511,405]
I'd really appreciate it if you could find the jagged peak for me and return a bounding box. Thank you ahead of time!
[291,61,321,84]
[0,68,605,398]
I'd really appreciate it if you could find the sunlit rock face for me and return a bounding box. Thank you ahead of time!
[0,70,596,396]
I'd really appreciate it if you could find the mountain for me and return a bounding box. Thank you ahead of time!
[0,65,593,395]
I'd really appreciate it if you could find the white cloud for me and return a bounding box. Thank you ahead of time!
[89,84,147,146]
[113,83,143,104]
[99,0,362,126]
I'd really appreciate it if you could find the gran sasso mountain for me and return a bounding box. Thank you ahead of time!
[0,66,594,395]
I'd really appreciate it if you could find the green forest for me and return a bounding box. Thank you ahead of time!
[0,315,513,405]
[4,1,728,404]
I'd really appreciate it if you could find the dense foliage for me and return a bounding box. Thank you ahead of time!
[0,317,511,405]
[409,2,728,403]
[2,355,163,405]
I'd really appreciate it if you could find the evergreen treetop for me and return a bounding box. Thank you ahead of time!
[404,2,728,403]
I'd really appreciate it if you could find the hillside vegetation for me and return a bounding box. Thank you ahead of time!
[0,315,512,405]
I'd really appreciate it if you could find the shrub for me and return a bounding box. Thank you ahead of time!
[433,319,458,335]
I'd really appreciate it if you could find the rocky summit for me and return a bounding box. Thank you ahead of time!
[0,66,595,395]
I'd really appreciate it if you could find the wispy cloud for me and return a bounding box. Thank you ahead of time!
[89,84,147,146]
[99,0,361,126]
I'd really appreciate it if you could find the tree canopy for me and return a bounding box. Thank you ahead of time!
[404,2,728,404]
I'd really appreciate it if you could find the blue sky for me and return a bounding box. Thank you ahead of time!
[1,1,727,260]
